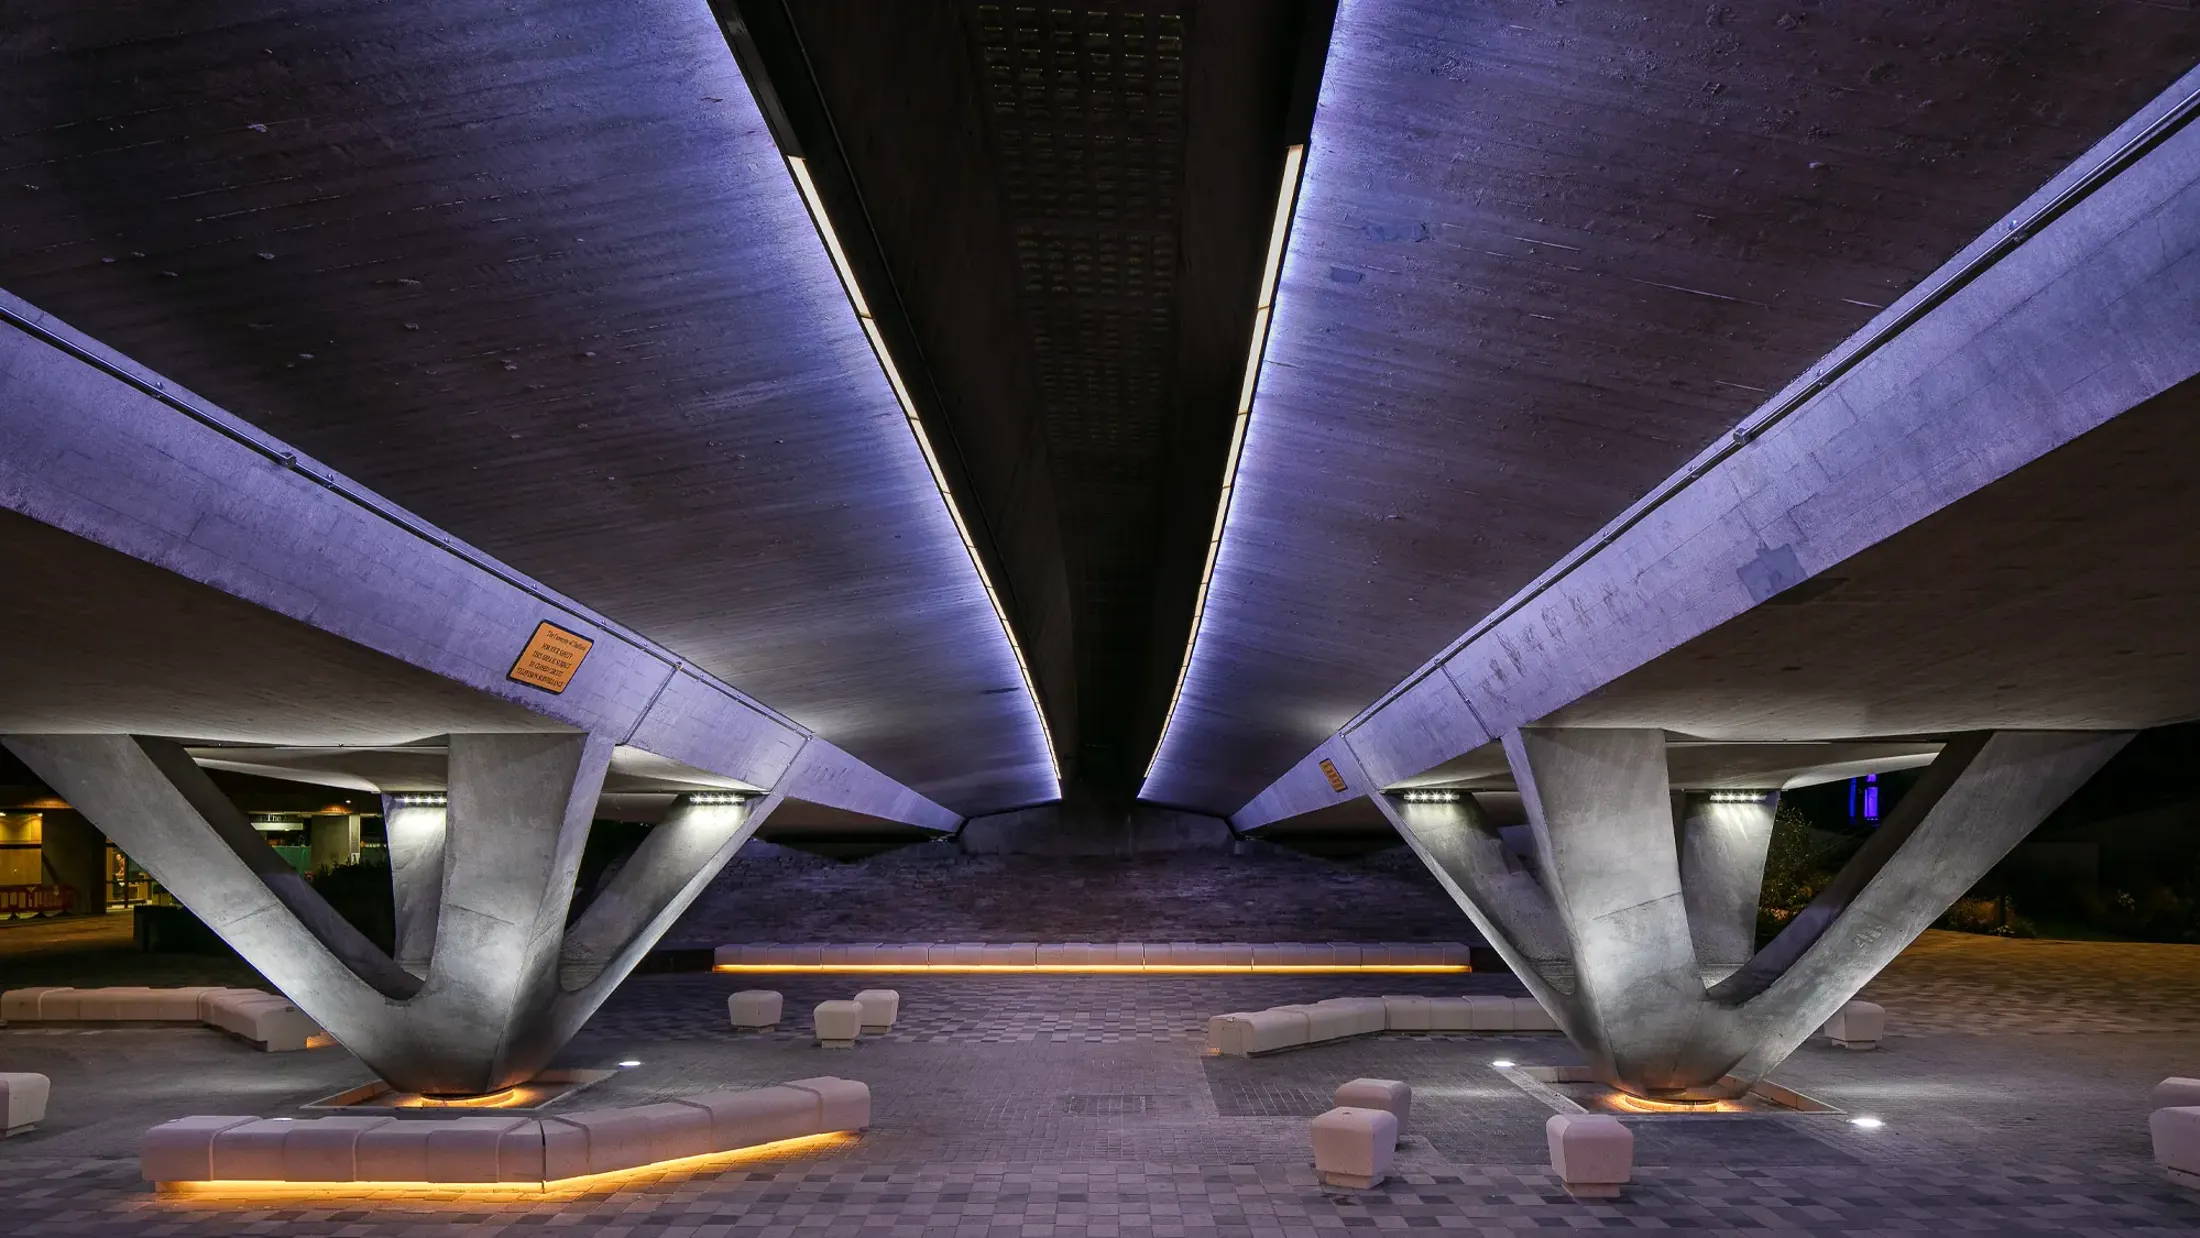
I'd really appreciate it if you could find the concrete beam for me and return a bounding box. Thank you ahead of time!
[1231,67,2200,823]
[0,290,954,830]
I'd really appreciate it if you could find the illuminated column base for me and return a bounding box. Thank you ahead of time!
[1372,728,2129,1099]
[4,733,781,1096]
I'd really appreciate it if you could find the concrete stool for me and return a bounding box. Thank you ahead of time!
[853,989,900,1033]
[1825,1000,1886,1049]
[2153,1078,2200,1110]
[728,990,783,1031]
[2154,1106,2200,1188]
[0,1072,50,1136]
[1547,1113,1633,1198]
[1310,1106,1397,1189]
[1333,1078,1411,1135]
[813,1000,863,1048]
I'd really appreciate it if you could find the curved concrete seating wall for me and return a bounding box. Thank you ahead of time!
[713,942,1473,969]
[2,986,322,1051]
[141,1077,871,1187]
[1207,994,1559,1055]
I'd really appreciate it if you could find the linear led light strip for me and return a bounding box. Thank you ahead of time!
[784,156,1061,790]
[1145,144,1307,781]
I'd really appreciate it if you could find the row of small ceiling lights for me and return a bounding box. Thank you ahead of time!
[782,156,1063,794]
[1397,789,1463,804]
[1143,144,1308,783]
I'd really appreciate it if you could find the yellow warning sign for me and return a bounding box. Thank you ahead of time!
[1319,758,1348,793]
[508,621,594,694]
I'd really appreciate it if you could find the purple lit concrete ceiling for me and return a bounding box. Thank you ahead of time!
[1141,0,2200,813]
[0,0,1053,812]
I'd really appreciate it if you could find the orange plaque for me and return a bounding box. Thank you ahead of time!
[507,620,594,694]
[1319,758,1348,793]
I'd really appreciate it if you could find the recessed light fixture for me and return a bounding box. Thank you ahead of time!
[1849,1116,1884,1129]
[1399,789,1463,804]
[1145,143,1308,781]
[783,156,1060,792]
[1706,790,1770,804]
[687,792,750,806]
[1490,1059,1515,1069]
[392,793,447,808]
[617,1059,642,1068]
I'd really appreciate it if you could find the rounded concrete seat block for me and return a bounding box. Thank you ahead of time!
[1547,1113,1634,1197]
[677,1085,825,1150]
[210,1117,299,1180]
[282,1115,392,1181]
[76,987,158,1020]
[813,1000,863,1047]
[872,943,930,967]
[1382,995,1433,1031]
[544,1108,656,1177]
[0,1072,52,1134]
[1281,1003,1358,1043]
[1424,997,1476,1031]
[35,989,87,1020]
[1511,997,1560,1032]
[352,1120,436,1182]
[711,943,748,967]
[783,1076,871,1131]
[1,987,70,1022]
[1242,1009,1312,1054]
[1462,995,1515,1031]
[1826,1001,1887,1048]
[140,1116,256,1182]
[728,989,783,1030]
[1328,943,1366,967]
[1333,1078,1412,1134]
[1206,1013,1252,1055]
[2153,1078,2200,1110]
[425,1116,541,1183]
[1310,1105,1398,1189]
[853,989,900,1032]
[2153,1106,2200,1184]
[1313,997,1387,1037]
[624,1101,714,1164]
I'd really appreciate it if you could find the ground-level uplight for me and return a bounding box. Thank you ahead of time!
[1850,1116,1884,1129]
[1491,1059,1515,1069]
[617,1060,642,1068]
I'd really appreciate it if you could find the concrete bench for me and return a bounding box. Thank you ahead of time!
[1334,1078,1411,1135]
[2152,1106,2200,1188]
[711,941,1476,972]
[813,1000,863,1048]
[1207,991,1564,1055]
[1310,1105,1397,1189]
[1548,1113,1633,1198]
[728,990,783,1030]
[853,989,900,1032]
[1,1072,50,1136]
[0,986,321,1050]
[1823,1000,1886,1049]
[141,1078,870,1187]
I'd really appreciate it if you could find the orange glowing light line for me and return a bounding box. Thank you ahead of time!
[1607,1094,1745,1115]
[395,1086,526,1109]
[710,963,1470,975]
[158,1131,857,1200]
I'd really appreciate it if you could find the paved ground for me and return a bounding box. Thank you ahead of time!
[3,931,2199,1235]
[0,911,134,957]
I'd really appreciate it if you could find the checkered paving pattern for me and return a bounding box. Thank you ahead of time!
[8,1152,2199,1236]
[1859,931,2200,1036]
[5,931,2200,1234]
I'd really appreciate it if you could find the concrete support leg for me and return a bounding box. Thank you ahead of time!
[1675,793,1777,982]
[3,732,789,1096]
[1369,728,2129,1099]
[380,796,446,976]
